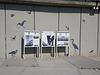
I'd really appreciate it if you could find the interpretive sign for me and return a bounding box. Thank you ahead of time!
[24,30,40,47]
[57,31,69,47]
[42,31,55,47]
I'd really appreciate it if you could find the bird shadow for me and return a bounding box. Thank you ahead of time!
[9,50,18,58]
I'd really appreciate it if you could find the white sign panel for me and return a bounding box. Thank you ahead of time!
[33,31,40,47]
[57,31,69,47]
[24,31,40,47]
[42,31,55,47]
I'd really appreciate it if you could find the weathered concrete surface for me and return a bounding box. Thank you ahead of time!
[79,69,100,75]
[1,56,75,68]
[64,55,100,69]
[0,67,80,75]
[87,55,100,62]
[0,56,100,75]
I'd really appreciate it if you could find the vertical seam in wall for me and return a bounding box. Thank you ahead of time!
[4,4,7,59]
[58,7,60,31]
[34,6,35,31]
[97,10,99,54]
[57,7,60,55]
[79,8,82,55]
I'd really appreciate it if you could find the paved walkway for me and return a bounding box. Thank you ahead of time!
[0,55,100,75]
[65,55,100,69]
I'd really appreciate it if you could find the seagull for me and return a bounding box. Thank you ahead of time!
[65,26,69,30]
[9,50,18,57]
[17,20,26,28]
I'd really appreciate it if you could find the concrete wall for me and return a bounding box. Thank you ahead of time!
[59,7,80,55]
[0,4,100,59]
[35,6,58,56]
[98,10,100,54]
[35,6,58,31]
[0,4,5,59]
[6,4,34,59]
[81,8,98,56]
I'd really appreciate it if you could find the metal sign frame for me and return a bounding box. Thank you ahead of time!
[23,30,40,59]
[41,31,56,58]
[56,31,70,57]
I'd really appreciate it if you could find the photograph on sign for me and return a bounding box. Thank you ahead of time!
[24,31,34,47]
[33,32,40,47]
[42,31,55,47]
[57,32,69,47]
[24,31,40,47]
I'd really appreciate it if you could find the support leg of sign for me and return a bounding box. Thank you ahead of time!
[38,47,40,58]
[64,46,66,56]
[68,46,70,57]
[55,46,57,57]
[36,47,38,58]
[51,47,53,57]
[41,47,42,58]
[41,38,42,58]
[56,46,58,57]
[56,42,57,57]
[51,47,52,56]
[34,47,36,57]
[39,46,40,58]
[54,46,55,57]
[23,46,25,59]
